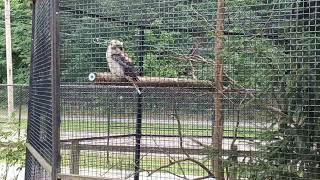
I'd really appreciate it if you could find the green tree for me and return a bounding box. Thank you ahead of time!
[227,1,320,179]
[0,0,32,84]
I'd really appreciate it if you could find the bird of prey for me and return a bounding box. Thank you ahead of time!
[106,39,141,94]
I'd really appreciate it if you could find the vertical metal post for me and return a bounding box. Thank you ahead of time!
[18,86,22,139]
[4,0,14,119]
[137,28,145,75]
[51,0,61,179]
[70,140,80,174]
[106,105,111,164]
[25,1,36,179]
[134,27,145,180]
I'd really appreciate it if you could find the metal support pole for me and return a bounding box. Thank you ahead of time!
[25,1,36,179]
[134,27,145,180]
[4,0,14,119]
[51,0,61,178]
[107,105,111,164]
[70,140,80,175]
[18,86,22,139]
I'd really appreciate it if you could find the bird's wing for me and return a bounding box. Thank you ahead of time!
[111,49,139,80]
[111,53,133,68]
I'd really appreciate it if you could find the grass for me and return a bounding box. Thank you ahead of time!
[60,150,261,178]
[0,119,26,167]
[61,151,209,177]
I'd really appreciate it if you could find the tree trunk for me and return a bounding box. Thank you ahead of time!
[4,0,14,119]
[212,0,225,179]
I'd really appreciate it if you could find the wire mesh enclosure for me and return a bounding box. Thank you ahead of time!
[26,0,320,179]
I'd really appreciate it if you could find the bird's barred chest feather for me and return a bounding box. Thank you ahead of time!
[106,47,125,77]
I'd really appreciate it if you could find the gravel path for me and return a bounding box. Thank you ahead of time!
[61,132,259,152]
[62,116,273,128]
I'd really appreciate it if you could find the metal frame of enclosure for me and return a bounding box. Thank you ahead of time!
[26,0,320,180]
[25,0,60,179]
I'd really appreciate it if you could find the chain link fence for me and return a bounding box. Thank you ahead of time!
[0,84,29,122]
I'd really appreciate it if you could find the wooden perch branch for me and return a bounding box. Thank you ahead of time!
[89,72,214,90]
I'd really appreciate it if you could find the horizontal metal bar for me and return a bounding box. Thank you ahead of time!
[60,134,136,142]
[60,143,255,156]
[58,173,122,180]
[60,134,263,143]
[26,143,53,174]
[59,6,133,26]
[0,84,28,87]
[58,6,272,38]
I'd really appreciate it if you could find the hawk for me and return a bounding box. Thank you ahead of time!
[106,39,141,94]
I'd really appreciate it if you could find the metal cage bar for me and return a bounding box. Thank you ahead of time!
[25,0,61,179]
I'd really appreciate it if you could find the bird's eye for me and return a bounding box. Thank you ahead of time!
[119,47,123,50]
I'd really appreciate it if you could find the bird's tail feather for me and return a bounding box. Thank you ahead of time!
[132,83,141,95]
[125,76,141,95]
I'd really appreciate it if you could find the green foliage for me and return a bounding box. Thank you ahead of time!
[250,63,320,179]
[218,1,320,179]
[0,0,32,84]
[0,118,25,180]
[236,15,320,180]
